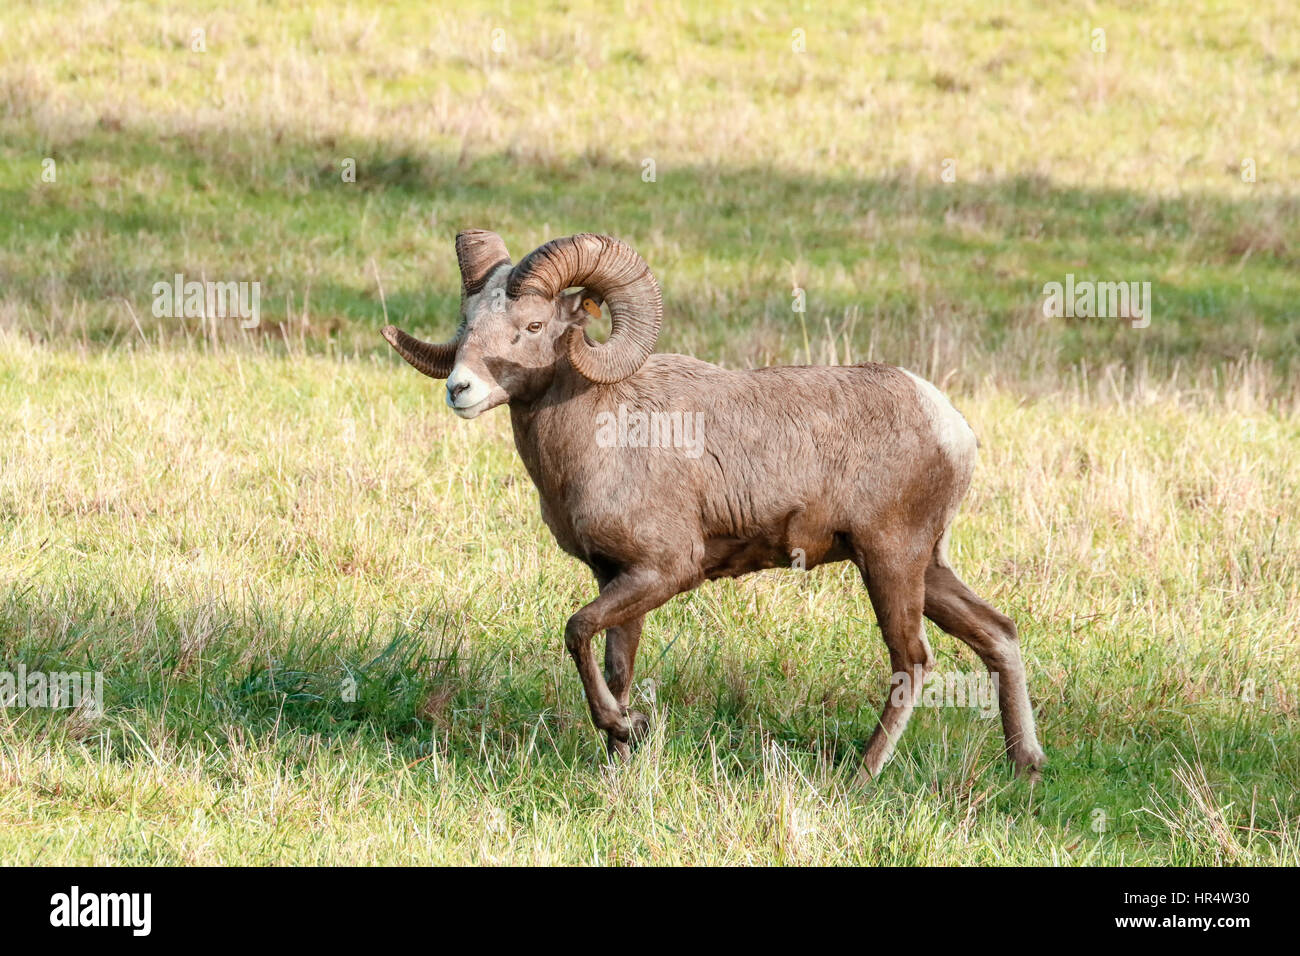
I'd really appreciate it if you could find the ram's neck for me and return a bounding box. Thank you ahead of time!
[507,369,600,497]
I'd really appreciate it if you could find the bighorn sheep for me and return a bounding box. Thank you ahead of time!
[383,230,1045,779]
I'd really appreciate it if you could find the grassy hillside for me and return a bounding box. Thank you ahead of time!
[2,0,1297,382]
[0,0,1296,864]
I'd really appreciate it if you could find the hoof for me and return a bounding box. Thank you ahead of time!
[627,710,651,746]
[1014,763,1043,785]
[605,711,651,762]
[1012,747,1046,781]
[606,735,632,763]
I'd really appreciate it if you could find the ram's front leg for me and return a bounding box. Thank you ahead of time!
[603,615,647,760]
[565,566,684,757]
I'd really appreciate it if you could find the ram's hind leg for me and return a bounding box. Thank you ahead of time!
[851,541,933,782]
[923,555,1045,777]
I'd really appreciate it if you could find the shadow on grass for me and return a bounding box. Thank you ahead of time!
[2,578,1295,777]
[0,582,527,757]
[4,576,1300,863]
[0,578,885,769]
[1,116,1297,381]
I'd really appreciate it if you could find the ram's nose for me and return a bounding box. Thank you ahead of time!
[447,379,470,403]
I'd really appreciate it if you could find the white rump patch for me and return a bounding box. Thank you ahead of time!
[899,369,976,470]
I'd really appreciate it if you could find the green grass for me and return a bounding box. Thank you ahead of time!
[0,0,1297,864]
[2,0,1298,381]
[1,340,1295,864]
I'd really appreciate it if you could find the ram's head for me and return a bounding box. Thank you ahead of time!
[382,231,663,418]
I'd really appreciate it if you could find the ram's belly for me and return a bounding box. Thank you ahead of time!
[701,524,853,579]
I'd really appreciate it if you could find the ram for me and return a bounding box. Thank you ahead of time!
[383,231,1045,779]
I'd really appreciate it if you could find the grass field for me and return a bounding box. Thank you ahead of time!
[0,0,1297,865]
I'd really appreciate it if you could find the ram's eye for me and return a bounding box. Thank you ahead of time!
[526,321,544,333]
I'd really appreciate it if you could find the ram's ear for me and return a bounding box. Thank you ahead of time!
[560,289,604,326]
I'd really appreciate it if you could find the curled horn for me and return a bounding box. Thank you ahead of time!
[381,229,512,380]
[455,229,512,296]
[381,325,459,379]
[507,234,662,384]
